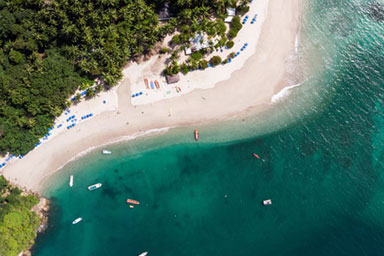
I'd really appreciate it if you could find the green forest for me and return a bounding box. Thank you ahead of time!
[0,175,41,256]
[0,0,249,155]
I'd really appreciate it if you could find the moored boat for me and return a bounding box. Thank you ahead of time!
[263,199,272,205]
[138,252,148,256]
[72,217,82,224]
[194,129,199,141]
[88,183,102,191]
[69,175,73,187]
[253,153,260,159]
[102,150,111,155]
[126,198,140,205]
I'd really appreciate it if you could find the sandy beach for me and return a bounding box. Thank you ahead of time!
[1,0,301,192]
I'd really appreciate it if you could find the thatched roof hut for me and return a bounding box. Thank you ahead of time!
[166,74,180,84]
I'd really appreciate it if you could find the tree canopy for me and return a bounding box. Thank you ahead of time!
[0,0,161,155]
[0,176,40,256]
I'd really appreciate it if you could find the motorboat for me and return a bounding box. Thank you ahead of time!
[263,199,272,205]
[88,183,102,191]
[102,150,111,155]
[72,217,82,224]
[69,175,73,187]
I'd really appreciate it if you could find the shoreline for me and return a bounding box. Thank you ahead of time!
[2,0,301,193]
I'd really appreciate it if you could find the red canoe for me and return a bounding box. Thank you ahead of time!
[194,129,199,141]
[154,80,160,89]
[253,153,260,159]
[144,78,149,89]
[126,199,140,205]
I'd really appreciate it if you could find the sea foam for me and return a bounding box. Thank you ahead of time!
[271,82,304,104]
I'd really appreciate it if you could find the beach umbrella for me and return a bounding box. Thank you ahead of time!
[140,92,143,95]
[135,93,139,96]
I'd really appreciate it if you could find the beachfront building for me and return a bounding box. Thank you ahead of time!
[166,74,180,84]
[224,7,236,23]
[184,33,210,55]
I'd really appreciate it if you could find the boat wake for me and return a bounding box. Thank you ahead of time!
[271,81,304,104]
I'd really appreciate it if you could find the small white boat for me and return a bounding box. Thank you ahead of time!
[263,199,272,205]
[138,252,148,256]
[72,217,82,224]
[69,175,73,187]
[88,183,102,191]
[102,150,111,155]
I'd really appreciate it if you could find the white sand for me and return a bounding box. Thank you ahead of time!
[1,0,301,192]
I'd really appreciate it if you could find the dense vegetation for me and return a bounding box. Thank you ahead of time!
[0,0,249,155]
[0,0,160,155]
[159,0,249,75]
[0,176,40,256]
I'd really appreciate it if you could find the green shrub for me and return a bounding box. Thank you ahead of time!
[8,50,24,64]
[199,60,208,69]
[165,62,180,75]
[191,51,203,61]
[191,61,198,70]
[226,40,234,49]
[181,63,189,74]
[74,93,81,102]
[232,16,242,30]
[95,84,103,93]
[172,62,180,74]
[228,29,238,39]
[209,56,222,66]
[228,16,242,39]
[237,1,250,16]
[171,34,180,44]
[216,20,227,35]
[171,51,179,60]
[160,47,170,54]
[229,52,236,59]
[86,89,95,98]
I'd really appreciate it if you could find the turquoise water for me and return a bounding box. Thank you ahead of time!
[33,1,384,255]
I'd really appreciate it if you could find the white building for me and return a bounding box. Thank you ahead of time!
[184,33,210,55]
[224,7,236,23]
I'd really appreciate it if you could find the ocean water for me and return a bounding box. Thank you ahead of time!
[33,0,384,255]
